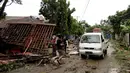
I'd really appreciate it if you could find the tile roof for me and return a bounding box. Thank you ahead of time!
[0,16,55,28]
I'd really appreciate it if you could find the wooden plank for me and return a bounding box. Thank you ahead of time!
[40,25,48,49]
[44,26,51,45]
[37,26,44,49]
[21,25,29,42]
[8,24,18,43]
[19,25,29,43]
[50,26,55,39]
[4,24,13,36]
[47,26,53,40]
[27,25,36,48]
[45,26,55,50]
[27,24,36,47]
[14,24,24,43]
[4,24,14,39]
[2,24,10,37]
[35,25,44,49]
[23,24,36,52]
[42,25,50,49]
[37,25,48,54]
[9,24,18,43]
[9,24,17,43]
[18,24,28,43]
[23,25,33,42]
[31,25,39,48]
[40,26,54,50]
[32,25,41,49]
[39,26,46,49]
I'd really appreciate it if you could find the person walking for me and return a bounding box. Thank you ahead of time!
[74,36,80,52]
[51,35,57,56]
[56,35,64,56]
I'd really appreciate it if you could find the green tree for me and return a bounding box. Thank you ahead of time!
[79,20,90,27]
[39,0,75,35]
[70,18,85,35]
[108,10,125,39]
[86,24,112,35]
[67,2,75,32]
[107,6,130,39]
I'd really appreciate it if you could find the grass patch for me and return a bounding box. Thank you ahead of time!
[112,40,130,73]
[0,61,25,72]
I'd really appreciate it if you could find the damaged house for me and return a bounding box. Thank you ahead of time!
[0,16,55,56]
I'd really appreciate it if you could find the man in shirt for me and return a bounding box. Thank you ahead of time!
[56,35,64,56]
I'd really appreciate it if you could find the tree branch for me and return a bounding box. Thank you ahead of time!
[0,0,8,17]
[6,1,13,6]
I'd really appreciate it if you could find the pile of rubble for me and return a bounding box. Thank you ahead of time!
[0,17,56,72]
[0,17,79,72]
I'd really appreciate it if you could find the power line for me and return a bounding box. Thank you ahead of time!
[80,0,91,21]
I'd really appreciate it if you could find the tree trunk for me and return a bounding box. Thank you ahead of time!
[0,0,8,17]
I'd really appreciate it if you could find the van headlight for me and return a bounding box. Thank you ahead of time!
[95,48,102,50]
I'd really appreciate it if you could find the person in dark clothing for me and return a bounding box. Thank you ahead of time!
[51,35,57,56]
[63,36,67,54]
[57,37,62,50]
[56,35,64,56]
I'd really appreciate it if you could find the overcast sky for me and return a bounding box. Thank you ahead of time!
[4,0,130,25]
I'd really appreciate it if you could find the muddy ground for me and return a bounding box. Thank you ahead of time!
[4,42,120,73]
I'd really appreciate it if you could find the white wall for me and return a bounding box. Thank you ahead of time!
[124,33,129,45]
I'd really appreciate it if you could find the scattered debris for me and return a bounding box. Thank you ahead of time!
[50,55,65,66]
[126,70,130,72]
[91,66,97,70]
[108,68,119,73]
[0,53,7,57]
[69,51,79,55]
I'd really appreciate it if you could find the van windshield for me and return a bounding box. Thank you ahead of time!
[81,35,100,43]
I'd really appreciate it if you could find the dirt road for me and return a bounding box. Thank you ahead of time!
[6,42,120,73]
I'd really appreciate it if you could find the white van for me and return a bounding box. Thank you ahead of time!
[79,32,108,59]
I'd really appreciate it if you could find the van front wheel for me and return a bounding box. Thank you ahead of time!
[81,54,87,59]
[104,50,107,55]
[100,53,105,59]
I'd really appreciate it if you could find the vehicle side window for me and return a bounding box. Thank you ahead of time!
[101,35,104,42]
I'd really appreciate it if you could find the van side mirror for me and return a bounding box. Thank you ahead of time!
[102,39,104,42]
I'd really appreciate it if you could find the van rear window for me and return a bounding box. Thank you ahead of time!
[81,35,100,43]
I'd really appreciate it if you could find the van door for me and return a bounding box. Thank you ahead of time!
[101,35,106,50]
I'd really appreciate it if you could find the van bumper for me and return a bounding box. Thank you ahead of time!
[79,49,103,56]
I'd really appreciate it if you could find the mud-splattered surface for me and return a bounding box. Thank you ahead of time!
[5,43,120,73]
